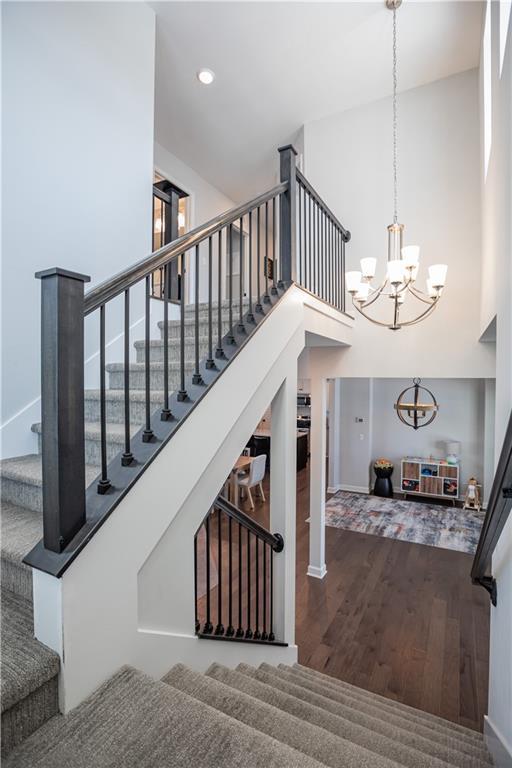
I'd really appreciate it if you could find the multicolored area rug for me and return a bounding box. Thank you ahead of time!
[324,492,485,554]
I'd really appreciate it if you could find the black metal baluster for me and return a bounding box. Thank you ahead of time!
[245,529,253,638]
[192,245,203,385]
[226,516,234,636]
[271,196,278,295]
[97,304,111,493]
[142,276,154,441]
[329,220,333,306]
[324,213,327,301]
[247,211,255,323]
[321,210,325,300]
[254,536,261,639]
[324,216,328,303]
[261,543,268,640]
[298,185,302,285]
[342,237,346,312]
[203,513,213,634]
[308,193,312,292]
[215,507,224,634]
[216,230,226,359]
[206,237,215,369]
[177,253,188,401]
[313,200,317,295]
[336,228,340,309]
[236,522,244,637]
[255,208,263,313]
[122,290,134,465]
[269,549,275,642]
[238,216,245,332]
[316,203,320,296]
[226,224,235,344]
[194,534,199,633]
[263,201,271,303]
[161,265,173,421]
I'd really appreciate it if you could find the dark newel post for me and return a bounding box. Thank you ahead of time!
[278,144,298,285]
[35,267,90,553]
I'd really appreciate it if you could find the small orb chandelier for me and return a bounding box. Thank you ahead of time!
[394,378,439,430]
[345,0,448,330]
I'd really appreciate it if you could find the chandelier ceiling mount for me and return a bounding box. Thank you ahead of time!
[345,0,448,330]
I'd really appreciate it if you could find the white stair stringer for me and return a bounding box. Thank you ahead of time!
[31,286,353,713]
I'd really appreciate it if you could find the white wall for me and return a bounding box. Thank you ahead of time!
[1,1,156,458]
[371,378,486,496]
[338,378,374,493]
[154,142,235,231]
[480,1,512,761]
[303,69,495,380]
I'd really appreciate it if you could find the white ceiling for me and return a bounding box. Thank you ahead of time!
[152,1,484,202]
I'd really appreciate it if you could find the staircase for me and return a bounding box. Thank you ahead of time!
[4,662,492,767]
[0,146,356,756]
[0,299,249,753]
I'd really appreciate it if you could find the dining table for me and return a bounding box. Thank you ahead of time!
[227,454,254,507]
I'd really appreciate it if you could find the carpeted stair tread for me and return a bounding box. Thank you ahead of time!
[0,455,98,489]
[83,388,164,402]
[1,589,59,713]
[32,421,140,444]
[241,664,491,768]
[292,663,485,744]
[106,360,195,373]
[264,665,491,763]
[207,663,476,768]
[282,665,488,753]
[164,664,404,768]
[4,666,326,768]
[1,502,43,600]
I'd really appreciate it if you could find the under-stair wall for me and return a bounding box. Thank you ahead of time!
[32,287,352,711]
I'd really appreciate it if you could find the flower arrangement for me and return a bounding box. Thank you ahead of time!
[374,458,393,470]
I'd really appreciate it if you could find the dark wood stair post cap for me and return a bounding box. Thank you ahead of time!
[35,267,91,283]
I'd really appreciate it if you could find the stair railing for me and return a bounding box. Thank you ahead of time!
[471,409,512,605]
[26,145,350,577]
[194,495,285,644]
[295,168,351,310]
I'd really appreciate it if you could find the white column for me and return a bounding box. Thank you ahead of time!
[270,370,297,645]
[483,378,496,506]
[308,373,327,579]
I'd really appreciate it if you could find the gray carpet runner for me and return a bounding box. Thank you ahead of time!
[3,661,492,766]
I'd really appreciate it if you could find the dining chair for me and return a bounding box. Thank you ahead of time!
[234,454,266,510]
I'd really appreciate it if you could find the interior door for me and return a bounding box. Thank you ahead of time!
[152,176,188,302]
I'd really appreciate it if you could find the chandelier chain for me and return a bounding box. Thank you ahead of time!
[393,6,398,224]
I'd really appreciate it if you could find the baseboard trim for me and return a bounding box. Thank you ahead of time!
[307,564,327,579]
[485,716,512,768]
[339,484,370,495]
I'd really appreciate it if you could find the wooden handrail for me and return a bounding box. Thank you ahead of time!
[471,409,512,605]
[296,168,351,241]
[84,183,287,315]
[215,495,284,552]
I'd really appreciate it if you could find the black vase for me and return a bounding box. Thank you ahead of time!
[374,466,393,498]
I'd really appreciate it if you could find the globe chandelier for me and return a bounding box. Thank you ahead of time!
[345,0,448,330]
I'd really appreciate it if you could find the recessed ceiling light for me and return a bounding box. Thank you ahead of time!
[197,69,215,86]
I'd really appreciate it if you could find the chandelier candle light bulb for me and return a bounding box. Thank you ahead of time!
[344,0,448,330]
[346,270,363,294]
[387,259,405,285]
[360,257,377,279]
[428,264,448,289]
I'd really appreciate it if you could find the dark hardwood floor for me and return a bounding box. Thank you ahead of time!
[234,467,490,732]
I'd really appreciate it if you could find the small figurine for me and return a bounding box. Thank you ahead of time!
[464,477,481,512]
